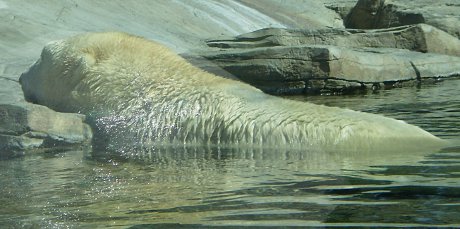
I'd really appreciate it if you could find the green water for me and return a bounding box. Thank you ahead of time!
[1,80,459,228]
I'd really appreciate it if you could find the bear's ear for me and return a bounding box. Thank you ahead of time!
[80,44,108,66]
[63,48,97,94]
[76,51,96,73]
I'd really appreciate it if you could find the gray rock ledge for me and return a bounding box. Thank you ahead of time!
[197,24,460,95]
[0,102,92,158]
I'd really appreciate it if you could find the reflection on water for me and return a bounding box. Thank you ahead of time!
[1,80,460,228]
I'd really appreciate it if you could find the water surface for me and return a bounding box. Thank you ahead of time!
[1,80,459,228]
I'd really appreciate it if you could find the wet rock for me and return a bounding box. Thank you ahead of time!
[0,102,93,152]
[0,134,43,158]
[197,45,460,94]
[0,79,93,156]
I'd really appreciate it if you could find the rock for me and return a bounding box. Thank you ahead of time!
[0,134,43,158]
[202,21,460,94]
[0,76,93,156]
[25,104,93,144]
[392,1,460,39]
[0,102,93,155]
[197,45,460,94]
[237,0,345,29]
[207,24,460,57]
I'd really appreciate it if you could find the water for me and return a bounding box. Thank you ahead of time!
[1,80,459,228]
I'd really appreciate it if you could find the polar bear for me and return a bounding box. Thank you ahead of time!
[20,32,446,152]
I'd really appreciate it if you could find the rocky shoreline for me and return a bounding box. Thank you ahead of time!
[195,23,460,94]
[1,0,459,155]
